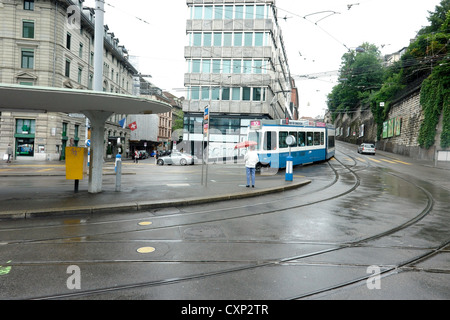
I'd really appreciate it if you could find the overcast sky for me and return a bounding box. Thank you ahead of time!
[84,0,442,118]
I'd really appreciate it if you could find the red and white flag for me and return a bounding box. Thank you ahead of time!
[128,121,138,131]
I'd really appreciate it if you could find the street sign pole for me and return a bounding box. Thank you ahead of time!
[202,106,210,186]
[201,134,204,185]
[205,118,210,188]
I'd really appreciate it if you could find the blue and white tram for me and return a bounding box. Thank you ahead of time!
[247,120,335,169]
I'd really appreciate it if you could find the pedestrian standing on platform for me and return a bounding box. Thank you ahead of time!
[6,143,13,163]
[244,145,259,188]
[134,150,139,164]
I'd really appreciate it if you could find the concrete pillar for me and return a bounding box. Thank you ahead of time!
[84,1,108,194]
[93,0,105,92]
[83,110,112,194]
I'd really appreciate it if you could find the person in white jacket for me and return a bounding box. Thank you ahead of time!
[244,145,259,188]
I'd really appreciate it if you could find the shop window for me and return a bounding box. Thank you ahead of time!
[16,138,35,157]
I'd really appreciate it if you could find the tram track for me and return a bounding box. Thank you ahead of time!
[0,156,350,245]
[1,151,446,300]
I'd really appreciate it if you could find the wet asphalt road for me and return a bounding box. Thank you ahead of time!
[0,141,448,302]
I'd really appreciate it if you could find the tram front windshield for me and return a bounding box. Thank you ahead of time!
[248,131,261,150]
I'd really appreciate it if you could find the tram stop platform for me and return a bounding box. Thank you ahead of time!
[0,158,311,220]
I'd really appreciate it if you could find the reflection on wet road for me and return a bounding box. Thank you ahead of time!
[0,141,448,300]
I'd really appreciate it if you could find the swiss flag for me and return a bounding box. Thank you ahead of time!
[128,121,138,131]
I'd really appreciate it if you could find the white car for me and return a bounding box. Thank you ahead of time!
[157,152,198,166]
[358,143,376,155]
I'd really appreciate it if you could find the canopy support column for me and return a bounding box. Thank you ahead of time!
[83,110,113,194]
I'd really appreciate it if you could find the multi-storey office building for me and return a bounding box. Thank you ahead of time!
[0,0,136,161]
[183,0,296,158]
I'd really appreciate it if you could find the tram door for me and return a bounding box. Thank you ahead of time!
[263,131,277,151]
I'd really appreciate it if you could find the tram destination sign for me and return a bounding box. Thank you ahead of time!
[250,120,262,130]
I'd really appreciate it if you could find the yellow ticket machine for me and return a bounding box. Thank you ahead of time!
[65,147,88,192]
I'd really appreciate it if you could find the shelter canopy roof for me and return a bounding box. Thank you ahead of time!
[0,84,171,115]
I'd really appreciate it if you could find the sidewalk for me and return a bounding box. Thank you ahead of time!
[0,159,310,220]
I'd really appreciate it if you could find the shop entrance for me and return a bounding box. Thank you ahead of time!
[15,137,35,157]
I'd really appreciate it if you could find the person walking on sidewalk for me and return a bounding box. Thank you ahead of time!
[134,150,139,164]
[244,145,259,188]
[6,143,13,163]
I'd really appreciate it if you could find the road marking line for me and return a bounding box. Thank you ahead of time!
[392,160,412,165]
[356,157,366,162]
[368,158,382,163]
[37,168,54,172]
[380,159,396,164]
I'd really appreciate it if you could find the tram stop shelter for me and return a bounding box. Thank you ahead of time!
[0,84,171,194]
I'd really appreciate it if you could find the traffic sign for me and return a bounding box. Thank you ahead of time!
[204,106,209,121]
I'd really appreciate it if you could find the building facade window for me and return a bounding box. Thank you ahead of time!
[214,6,223,19]
[66,33,71,50]
[193,33,202,46]
[214,32,222,46]
[88,73,93,89]
[24,0,34,11]
[190,4,268,20]
[16,119,36,134]
[225,5,233,19]
[188,31,268,47]
[232,87,241,101]
[78,67,83,83]
[203,32,212,47]
[188,58,268,75]
[188,86,267,102]
[65,59,71,77]
[235,5,243,19]
[212,59,221,74]
[204,6,213,19]
[22,21,34,38]
[21,49,34,69]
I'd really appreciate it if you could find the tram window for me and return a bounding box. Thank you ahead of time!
[298,132,306,147]
[289,132,298,146]
[264,131,277,150]
[279,131,288,149]
[321,132,325,145]
[314,132,321,146]
[307,132,313,146]
[328,135,335,148]
[248,132,260,149]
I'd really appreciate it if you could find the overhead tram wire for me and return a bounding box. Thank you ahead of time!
[276,6,351,52]
[103,1,151,25]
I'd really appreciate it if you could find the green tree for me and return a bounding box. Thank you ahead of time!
[328,43,384,118]
[415,0,450,149]
[329,0,450,146]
